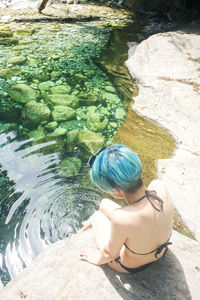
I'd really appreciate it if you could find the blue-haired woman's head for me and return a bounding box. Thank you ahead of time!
[88,144,143,193]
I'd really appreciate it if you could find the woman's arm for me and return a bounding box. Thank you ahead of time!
[80,211,126,265]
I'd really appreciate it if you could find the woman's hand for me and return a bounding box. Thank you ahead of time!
[80,248,101,265]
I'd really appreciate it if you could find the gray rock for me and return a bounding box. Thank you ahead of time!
[22,101,51,127]
[9,84,39,103]
[0,230,199,299]
[126,30,200,240]
[52,106,76,122]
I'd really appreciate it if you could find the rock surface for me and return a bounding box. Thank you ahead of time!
[126,30,200,240]
[0,229,200,299]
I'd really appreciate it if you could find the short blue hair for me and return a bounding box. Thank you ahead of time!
[90,144,142,193]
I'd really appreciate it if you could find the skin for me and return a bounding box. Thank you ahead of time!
[79,179,174,273]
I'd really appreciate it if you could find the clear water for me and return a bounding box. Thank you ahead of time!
[0,21,128,284]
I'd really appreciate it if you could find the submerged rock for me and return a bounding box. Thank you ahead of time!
[50,84,72,94]
[115,107,126,120]
[0,29,13,37]
[86,113,108,131]
[102,92,121,104]
[45,121,58,131]
[8,56,27,65]
[79,93,97,106]
[77,130,105,158]
[46,94,79,108]
[60,120,86,131]
[22,101,51,128]
[9,84,39,103]
[47,128,68,137]
[28,125,46,141]
[58,157,82,177]
[0,37,18,45]
[0,68,14,79]
[52,106,76,122]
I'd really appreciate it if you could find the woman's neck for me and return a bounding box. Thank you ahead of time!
[123,185,147,205]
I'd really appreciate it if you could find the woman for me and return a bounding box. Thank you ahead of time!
[79,144,173,273]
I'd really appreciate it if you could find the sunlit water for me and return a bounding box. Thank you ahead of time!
[0,20,127,284]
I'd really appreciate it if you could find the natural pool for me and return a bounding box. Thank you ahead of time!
[0,5,177,286]
[0,4,141,284]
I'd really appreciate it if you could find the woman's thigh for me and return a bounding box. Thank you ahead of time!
[99,198,121,220]
[91,211,111,250]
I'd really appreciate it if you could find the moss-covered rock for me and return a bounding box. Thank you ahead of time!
[22,101,51,128]
[60,120,86,131]
[104,85,116,93]
[9,84,39,103]
[0,38,18,46]
[12,45,28,51]
[101,92,121,104]
[115,107,126,119]
[57,157,82,178]
[86,113,108,131]
[39,81,54,94]
[46,94,79,108]
[0,69,14,79]
[8,56,27,65]
[50,85,72,94]
[45,121,58,131]
[28,125,46,141]
[67,129,79,145]
[0,30,13,37]
[79,93,97,105]
[47,128,68,137]
[77,130,105,159]
[52,106,76,122]
[15,28,34,36]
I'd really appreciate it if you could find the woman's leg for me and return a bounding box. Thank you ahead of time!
[78,198,121,233]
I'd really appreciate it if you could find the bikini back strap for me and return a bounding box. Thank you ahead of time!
[145,190,164,212]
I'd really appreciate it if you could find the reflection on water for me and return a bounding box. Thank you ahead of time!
[0,130,102,283]
[0,18,128,285]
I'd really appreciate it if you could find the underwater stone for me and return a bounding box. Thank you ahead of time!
[101,92,121,104]
[74,73,87,80]
[46,94,79,108]
[0,68,14,79]
[52,106,76,122]
[10,66,21,74]
[67,129,79,145]
[22,101,51,128]
[45,121,58,131]
[60,120,86,131]
[35,73,50,82]
[79,93,97,106]
[39,81,54,92]
[77,130,105,158]
[50,85,72,94]
[104,85,116,93]
[27,57,39,67]
[9,84,39,103]
[15,28,34,36]
[76,107,87,120]
[58,157,82,178]
[28,125,46,141]
[47,128,68,137]
[8,56,27,65]
[86,113,108,131]
[12,45,27,51]
[50,71,62,81]
[0,30,13,37]
[0,37,18,45]
[110,122,118,128]
[115,107,126,119]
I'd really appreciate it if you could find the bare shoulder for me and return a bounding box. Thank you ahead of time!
[110,206,140,227]
[148,179,169,199]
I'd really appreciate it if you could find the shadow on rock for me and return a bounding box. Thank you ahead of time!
[102,249,191,300]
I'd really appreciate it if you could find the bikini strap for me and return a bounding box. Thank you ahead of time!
[124,240,172,259]
[135,190,163,212]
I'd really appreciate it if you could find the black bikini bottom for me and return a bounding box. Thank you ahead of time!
[115,256,153,273]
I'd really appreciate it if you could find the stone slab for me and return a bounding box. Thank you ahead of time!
[0,229,200,300]
[126,30,200,240]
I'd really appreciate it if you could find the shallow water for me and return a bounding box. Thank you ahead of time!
[0,19,129,284]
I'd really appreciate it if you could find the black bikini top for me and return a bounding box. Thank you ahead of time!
[124,190,172,258]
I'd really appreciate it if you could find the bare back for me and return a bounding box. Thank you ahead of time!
[112,180,174,268]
